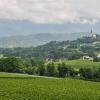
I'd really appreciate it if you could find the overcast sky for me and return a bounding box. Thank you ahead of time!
[0,0,100,24]
[0,0,100,36]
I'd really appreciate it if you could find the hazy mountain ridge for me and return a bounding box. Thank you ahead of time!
[0,32,90,48]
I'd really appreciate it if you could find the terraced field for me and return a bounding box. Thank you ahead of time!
[0,73,100,100]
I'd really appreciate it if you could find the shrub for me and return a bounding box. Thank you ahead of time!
[79,68,93,79]
[57,63,69,78]
[46,63,56,76]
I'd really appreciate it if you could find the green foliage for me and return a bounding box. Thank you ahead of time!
[0,35,100,60]
[57,63,68,77]
[0,57,100,81]
[0,57,23,72]
[25,66,36,75]
[79,68,93,79]
[38,64,46,76]
[46,63,56,76]
[93,57,100,62]
[94,68,100,80]
[55,60,100,69]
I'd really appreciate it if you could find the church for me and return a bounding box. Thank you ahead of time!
[91,29,97,39]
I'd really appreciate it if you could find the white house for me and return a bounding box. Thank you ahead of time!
[97,54,100,58]
[82,56,93,61]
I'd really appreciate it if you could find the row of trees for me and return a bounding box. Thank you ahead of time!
[0,57,100,81]
[43,63,100,81]
[80,68,100,81]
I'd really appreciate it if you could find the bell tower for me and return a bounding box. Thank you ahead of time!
[91,29,96,39]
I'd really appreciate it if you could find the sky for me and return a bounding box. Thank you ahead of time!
[0,0,100,36]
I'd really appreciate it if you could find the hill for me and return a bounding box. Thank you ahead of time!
[0,32,90,48]
[0,34,99,60]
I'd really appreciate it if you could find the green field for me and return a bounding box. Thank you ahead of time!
[0,73,100,100]
[55,60,100,70]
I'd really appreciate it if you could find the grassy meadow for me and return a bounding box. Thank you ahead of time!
[55,60,100,70]
[0,73,100,100]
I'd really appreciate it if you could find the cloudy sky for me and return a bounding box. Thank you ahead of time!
[0,0,100,36]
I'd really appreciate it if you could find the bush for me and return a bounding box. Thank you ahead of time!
[93,57,100,62]
[25,66,36,75]
[46,63,56,76]
[93,68,100,80]
[79,68,93,79]
[38,64,46,76]
[0,57,24,73]
[57,63,69,78]
[69,69,79,77]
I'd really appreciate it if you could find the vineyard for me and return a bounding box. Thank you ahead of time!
[0,73,100,100]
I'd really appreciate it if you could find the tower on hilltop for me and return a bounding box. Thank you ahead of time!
[90,29,96,39]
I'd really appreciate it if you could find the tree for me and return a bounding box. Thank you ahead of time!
[68,68,78,77]
[25,66,35,75]
[79,68,93,79]
[46,63,56,76]
[38,64,46,76]
[57,63,68,78]
[93,57,100,62]
[94,68,100,80]
[0,57,23,72]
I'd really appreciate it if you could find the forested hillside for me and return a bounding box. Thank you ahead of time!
[0,35,100,60]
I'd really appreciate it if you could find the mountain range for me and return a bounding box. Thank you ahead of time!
[0,32,91,48]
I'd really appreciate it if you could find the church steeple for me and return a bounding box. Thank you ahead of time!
[91,29,93,34]
[90,29,96,39]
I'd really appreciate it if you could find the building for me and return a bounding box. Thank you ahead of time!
[91,29,96,39]
[44,58,53,64]
[82,56,93,61]
[97,54,100,58]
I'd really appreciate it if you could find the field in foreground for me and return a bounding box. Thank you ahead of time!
[0,73,100,100]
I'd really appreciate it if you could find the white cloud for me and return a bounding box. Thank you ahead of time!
[0,0,100,24]
[79,19,99,25]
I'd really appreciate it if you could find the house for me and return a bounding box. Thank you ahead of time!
[82,56,93,61]
[44,58,53,64]
[97,54,100,58]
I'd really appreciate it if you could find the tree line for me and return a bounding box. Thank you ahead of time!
[0,57,100,81]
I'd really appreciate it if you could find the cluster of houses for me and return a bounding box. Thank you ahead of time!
[44,54,100,64]
[82,56,94,61]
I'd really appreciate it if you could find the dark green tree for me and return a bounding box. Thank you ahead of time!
[94,68,100,80]
[46,63,56,76]
[38,64,46,76]
[57,63,68,78]
[0,57,23,72]
[25,66,35,75]
[79,68,93,79]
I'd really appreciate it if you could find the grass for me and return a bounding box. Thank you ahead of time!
[55,60,100,70]
[0,73,100,100]
[0,72,30,78]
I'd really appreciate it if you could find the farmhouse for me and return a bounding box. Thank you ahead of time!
[44,58,53,64]
[82,56,93,61]
[97,54,100,58]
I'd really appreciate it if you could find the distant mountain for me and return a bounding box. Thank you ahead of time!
[0,32,91,48]
[0,20,100,37]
